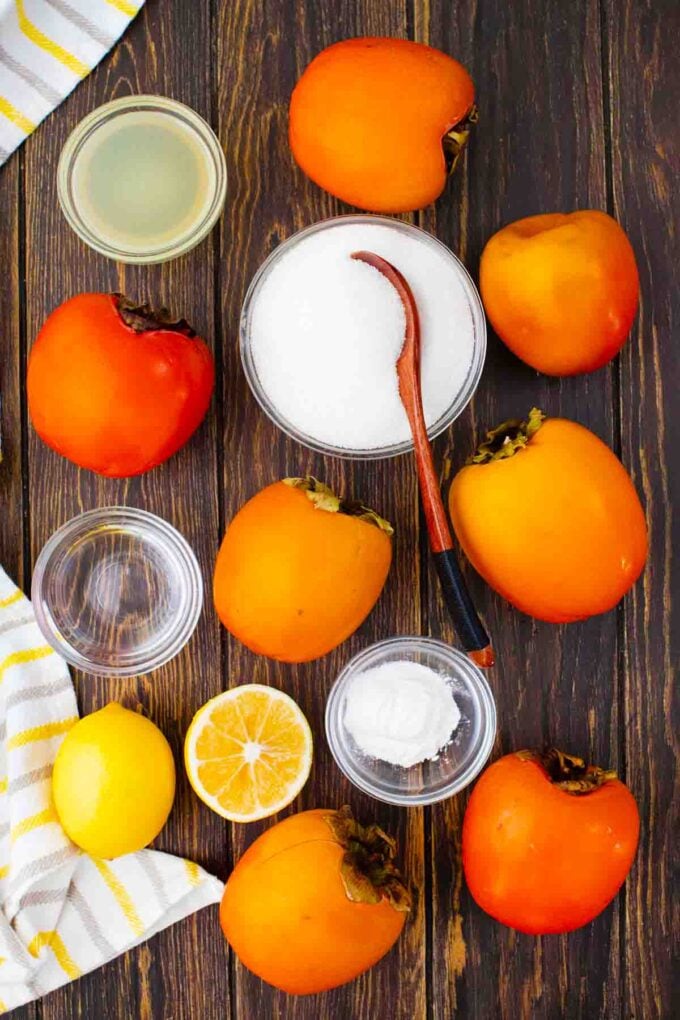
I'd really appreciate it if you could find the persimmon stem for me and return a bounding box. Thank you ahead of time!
[114,293,196,337]
[283,477,394,536]
[442,104,478,175]
[324,806,411,913]
[467,407,545,465]
[518,748,617,794]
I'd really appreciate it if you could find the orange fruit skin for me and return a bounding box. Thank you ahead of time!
[220,809,405,994]
[462,754,640,934]
[479,211,639,375]
[27,294,214,477]
[289,37,475,212]
[213,481,392,662]
[448,418,647,622]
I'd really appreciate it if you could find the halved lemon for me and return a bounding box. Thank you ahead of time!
[184,684,313,822]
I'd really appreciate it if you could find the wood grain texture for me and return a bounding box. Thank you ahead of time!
[0,155,25,590]
[214,1,426,1018]
[0,155,38,1020]
[416,1,623,1018]
[605,1,680,1017]
[15,1,229,1018]
[1,0,676,1017]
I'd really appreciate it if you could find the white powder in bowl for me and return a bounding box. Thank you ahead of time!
[343,660,461,768]
[248,221,476,450]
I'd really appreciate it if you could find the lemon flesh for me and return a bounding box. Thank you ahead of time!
[184,685,312,823]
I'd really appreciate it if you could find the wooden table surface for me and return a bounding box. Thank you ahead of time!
[1,0,677,1017]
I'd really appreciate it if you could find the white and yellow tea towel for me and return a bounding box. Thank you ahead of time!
[0,0,145,166]
[0,568,223,1014]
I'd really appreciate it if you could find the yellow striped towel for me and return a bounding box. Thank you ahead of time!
[0,0,145,166]
[0,568,223,1013]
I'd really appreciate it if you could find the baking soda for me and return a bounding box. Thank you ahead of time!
[248,221,477,450]
[343,660,461,768]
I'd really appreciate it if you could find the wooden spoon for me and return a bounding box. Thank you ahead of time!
[352,250,494,668]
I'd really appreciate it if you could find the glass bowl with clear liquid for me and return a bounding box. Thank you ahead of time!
[31,508,203,677]
[57,95,227,263]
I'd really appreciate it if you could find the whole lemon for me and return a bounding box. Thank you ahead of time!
[52,703,176,858]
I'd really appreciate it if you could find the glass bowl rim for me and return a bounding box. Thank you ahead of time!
[240,214,487,461]
[57,94,227,265]
[31,506,204,677]
[325,635,497,806]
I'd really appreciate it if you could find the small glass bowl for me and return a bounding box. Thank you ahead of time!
[57,95,227,264]
[240,215,487,460]
[325,636,496,806]
[31,508,203,677]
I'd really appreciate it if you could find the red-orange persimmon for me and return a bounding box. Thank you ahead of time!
[462,749,640,934]
[28,293,214,477]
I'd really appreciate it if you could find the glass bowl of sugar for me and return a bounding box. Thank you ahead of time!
[241,215,486,459]
[325,636,496,806]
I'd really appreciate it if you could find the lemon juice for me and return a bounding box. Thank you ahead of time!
[72,110,213,252]
[59,97,227,262]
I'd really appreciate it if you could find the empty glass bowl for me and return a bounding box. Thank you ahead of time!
[32,507,203,676]
[325,636,496,806]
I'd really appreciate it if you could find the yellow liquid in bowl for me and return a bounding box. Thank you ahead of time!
[71,110,214,254]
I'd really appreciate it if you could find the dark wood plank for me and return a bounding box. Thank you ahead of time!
[605,1,679,1017]
[20,2,230,1018]
[0,155,39,1020]
[0,155,24,589]
[4,0,677,1017]
[416,1,623,1017]
[215,2,427,1018]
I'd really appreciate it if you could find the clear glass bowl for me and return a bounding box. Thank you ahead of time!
[325,636,496,806]
[57,95,227,264]
[31,508,203,677]
[240,215,487,460]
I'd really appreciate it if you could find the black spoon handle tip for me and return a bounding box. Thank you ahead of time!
[433,548,493,664]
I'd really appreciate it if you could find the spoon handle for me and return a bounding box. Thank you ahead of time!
[407,389,493,665]
[433,549,493,665]
[351,248,494,668]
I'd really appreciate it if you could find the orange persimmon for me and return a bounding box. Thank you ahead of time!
[213,478,393,662]
[479,211,639,375]
[462,749,640,934]
[220,807,409,994]
[27,293,214,476]
[289,37,475,212]
[448,410,647,622]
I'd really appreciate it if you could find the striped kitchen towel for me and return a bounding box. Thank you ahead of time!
[0,568,224,1013]
[0,0,145,166]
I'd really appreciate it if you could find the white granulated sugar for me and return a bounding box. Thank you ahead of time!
[249,222,475,449]
[343,660,461,768]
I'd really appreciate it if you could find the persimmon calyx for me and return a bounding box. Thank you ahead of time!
[467,407,545,465]
[284,477,394,536]
[517,748,618,794]
[442,103,478,175]
[113,294,197,338]
[324,805,411,913]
